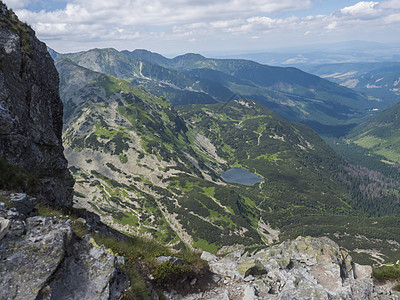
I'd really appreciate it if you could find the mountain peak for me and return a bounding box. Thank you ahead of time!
[174,52,206,59]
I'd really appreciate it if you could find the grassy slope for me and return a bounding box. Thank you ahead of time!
[59,59,400,264]
[58,59,264,251]
[346,101,400,163]
[179,100,400,264]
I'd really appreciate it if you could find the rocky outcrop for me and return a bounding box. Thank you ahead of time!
[0,5,131,298]
[165,236,399,299]
[0,2,73,206]
[0,192,129,300]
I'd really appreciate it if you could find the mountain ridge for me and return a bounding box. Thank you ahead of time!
[52,47,373,136]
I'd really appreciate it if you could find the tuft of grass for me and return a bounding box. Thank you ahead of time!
[36,203,67,218]
[93,234,169,261]
[120,262,151,300]
[0,193,14,208]
[153,260,190,284]
[119,154,128,164]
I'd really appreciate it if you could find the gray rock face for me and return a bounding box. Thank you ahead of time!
[168,236,399,300]
[0,2,74,206]
[0,194,128,300]
[9,192,37,216]
[40,235,129,300]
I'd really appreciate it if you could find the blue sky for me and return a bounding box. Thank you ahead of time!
[4,0,400,55]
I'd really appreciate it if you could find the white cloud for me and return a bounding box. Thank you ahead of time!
[384,12,400,23]
[326,21,337,30]
[340,2,380,17]
[378,0,400,9]
[13,0,312,27]
[339,0,400,23]
[4,0,400,54]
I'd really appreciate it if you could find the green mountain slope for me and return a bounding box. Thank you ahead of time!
[124,50,378,135]
[58,58,400,263]
[57,59,264,250]
[54,48,374,136]
[178,100,352,216]
[346,101,400,163]
[52,48,227,105]
[324,99,400,220]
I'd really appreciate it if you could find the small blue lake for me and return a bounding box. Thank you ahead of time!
[220,167,264,186]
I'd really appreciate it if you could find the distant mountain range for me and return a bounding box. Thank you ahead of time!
[50,48,380,137]
[217,41,400,66]
[299,62,400,111]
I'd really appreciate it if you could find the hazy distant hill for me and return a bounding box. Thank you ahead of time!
[300,62,400,110]
[218,41,400,66]
[51,48,374,136]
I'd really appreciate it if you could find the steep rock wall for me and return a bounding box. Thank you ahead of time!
[0,2,74,206]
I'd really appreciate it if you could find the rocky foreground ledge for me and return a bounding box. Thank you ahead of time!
[1,191,399,300]
[0,192,128,300]
[166,237,399,300]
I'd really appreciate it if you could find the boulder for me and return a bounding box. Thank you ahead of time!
[39,236,129,300]
[0,216,73,299]
[0,199,129,300]
[0,216,10,240]
[9,193,37,216]
[167,236,398,300]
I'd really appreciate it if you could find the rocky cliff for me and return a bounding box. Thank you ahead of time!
[0,3,130,299]
[0,2,73,207]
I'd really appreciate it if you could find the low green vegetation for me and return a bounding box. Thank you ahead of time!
[57,54,400,264]
[373,263,400,282]
[119,154,128,163]
[35,202,207,299]
[345,101,400,164]
[193,238,219,254]
[0,156,39,194]
[153,260,190,284]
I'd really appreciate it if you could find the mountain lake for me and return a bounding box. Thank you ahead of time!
[220,167,264,186]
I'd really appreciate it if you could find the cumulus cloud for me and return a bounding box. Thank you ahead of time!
[13,0,312,27]
[340,1,380,18]
[3,0,400,53]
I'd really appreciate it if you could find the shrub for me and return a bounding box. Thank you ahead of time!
[154,261,190,284]
[372,266,400,282]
